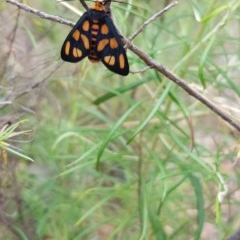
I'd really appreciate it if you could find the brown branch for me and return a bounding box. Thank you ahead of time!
[122,37,240,132]
[5,0,240,132]
[6,0,74,27]
[128,1,178,41]
[1,7,20,78]
[79,0,89,10]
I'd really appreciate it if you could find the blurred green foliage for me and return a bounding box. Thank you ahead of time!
[0,0,240,239]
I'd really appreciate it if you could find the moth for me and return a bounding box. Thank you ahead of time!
[61,0,129,76]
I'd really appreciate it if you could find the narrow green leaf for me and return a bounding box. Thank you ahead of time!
[127,82,173,144]
[93,77,153,105]
[96,100,143,169]
[201,5,228,23]
[189,175,204,240]
[198,36,215,88]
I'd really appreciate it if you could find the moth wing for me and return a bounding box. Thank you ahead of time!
[61,13,91,62]
[96,17,129,76]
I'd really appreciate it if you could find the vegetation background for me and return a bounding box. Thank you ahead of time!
[1,0,240,239]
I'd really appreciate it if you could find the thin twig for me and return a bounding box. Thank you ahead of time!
[128,1,178,41]
[5,0,240,132]
[103,0,112,16]
[79,0,89,10]
[122,36,240,132]
[6,0,74,27]
[1,6,20,78]
[57,1,83,16]
[130,66,152,74]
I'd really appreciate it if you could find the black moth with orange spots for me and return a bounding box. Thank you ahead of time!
[61,0,129,76]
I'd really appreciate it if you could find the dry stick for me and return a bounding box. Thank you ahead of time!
[123,37,240,132]
[1,8,20,78]
[128,1,178,41]
[127,2,177,74]
[79,0,89,10]
[6,0,74,27]
[6,0,240,132]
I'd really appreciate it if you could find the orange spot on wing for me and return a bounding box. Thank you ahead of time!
[65,41,71,55]
[104,55,115,66]
[110,38,118,49]
[101,24,109,35]
[119,54,125,69]
[82,20,90,31]
[81,34,90,49]
[72,30,80,41]
[73,47,82,58]
[97,39,109,51]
